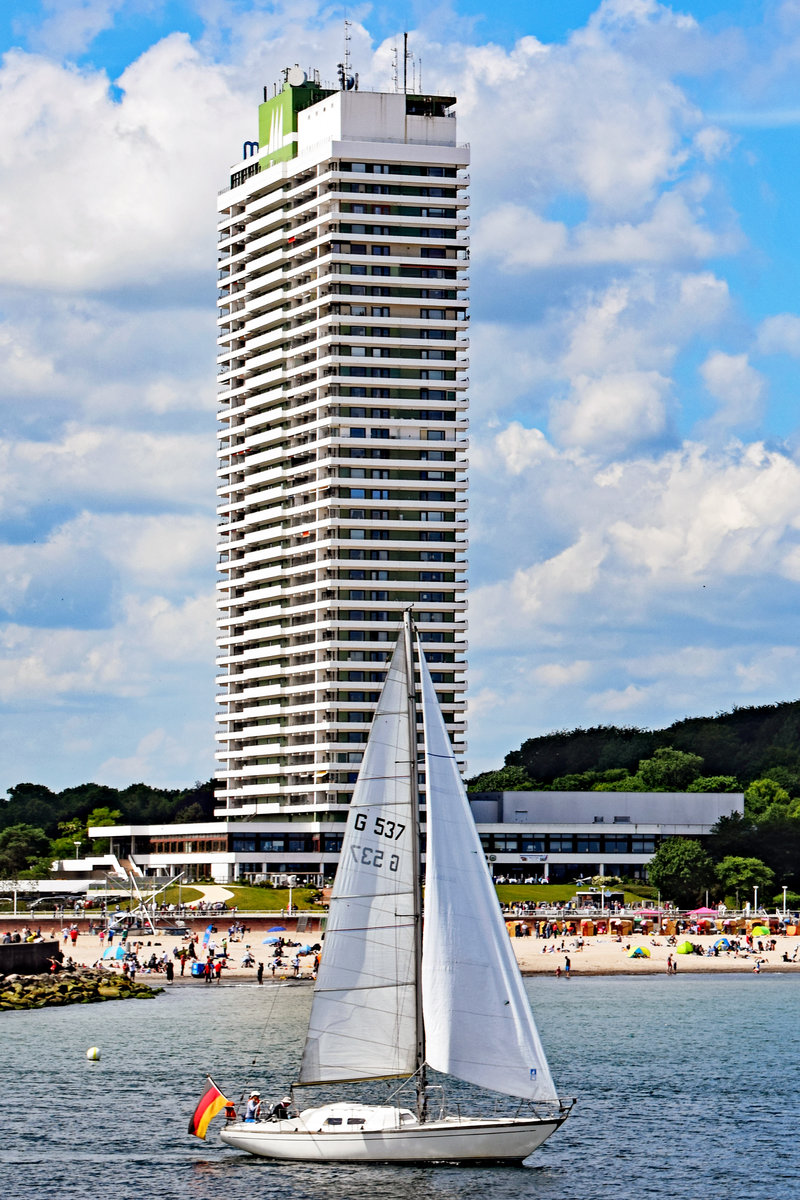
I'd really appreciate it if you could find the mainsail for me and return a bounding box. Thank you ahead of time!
[297,634,419,1084]
[418,640,558,1102]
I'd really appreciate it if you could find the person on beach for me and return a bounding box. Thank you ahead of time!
[257,962,264,985]
[564,956,570,978]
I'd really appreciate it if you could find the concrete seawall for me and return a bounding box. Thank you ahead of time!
[0,939,62,975]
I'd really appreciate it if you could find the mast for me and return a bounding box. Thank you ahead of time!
[403,609,427,1119]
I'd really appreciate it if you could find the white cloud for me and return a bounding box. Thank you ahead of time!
[0,589,215,703]
[23,0,125,57]
[533,660,593,687]
[473,188,732,272]
[0,424,214,517]
[699,351,766,430]
[551,369,671,453]
[0,38,250,291]
[756,312,800,356]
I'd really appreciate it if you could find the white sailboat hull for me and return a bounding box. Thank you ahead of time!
[220,1113,565,1163]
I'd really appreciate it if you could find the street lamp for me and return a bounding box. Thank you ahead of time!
[753,885,759,914]
[73,841,81,860]
[288,875,296,915]
[782,885,788,917]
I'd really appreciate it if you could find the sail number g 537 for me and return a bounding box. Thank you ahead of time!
[353,813,405,840]
[351,812,405,873]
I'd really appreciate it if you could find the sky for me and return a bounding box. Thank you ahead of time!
[2,0,800,791]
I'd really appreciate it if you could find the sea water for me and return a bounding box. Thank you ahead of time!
[2,974,796,1200]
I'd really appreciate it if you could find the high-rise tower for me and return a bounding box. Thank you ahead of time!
[214,69,469,870]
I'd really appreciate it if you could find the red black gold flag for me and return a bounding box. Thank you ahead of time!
[188,1076,231,1139]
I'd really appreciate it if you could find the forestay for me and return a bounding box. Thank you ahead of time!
[298,635,419,1084]
[418,641,558,1102]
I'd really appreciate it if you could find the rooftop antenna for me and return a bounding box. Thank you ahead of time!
[403,31,408,95]
[411,53,417,92]
[418,56,422,92]
[337,18,356,91]
[391,46,399,93]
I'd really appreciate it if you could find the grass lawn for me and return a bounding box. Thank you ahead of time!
[156,884,323,912]
[494,883,656,907]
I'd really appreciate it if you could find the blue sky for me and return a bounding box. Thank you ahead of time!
[2,0,800,790]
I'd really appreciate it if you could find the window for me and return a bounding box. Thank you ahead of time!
[576,837,601,854]
[521,836,545,853]
[549,835,574,853]
[350,427,366,438]
[493,835,519,852]
[604,837,629,854]
[372,245,390,255]
[631,837,656,854]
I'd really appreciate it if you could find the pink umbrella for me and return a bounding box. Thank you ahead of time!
[687,907,717,916]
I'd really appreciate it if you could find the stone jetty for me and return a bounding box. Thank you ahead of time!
[0,966,162,1010]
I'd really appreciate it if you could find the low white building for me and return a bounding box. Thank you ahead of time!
[469,790,743,883]
[88,788,741,886]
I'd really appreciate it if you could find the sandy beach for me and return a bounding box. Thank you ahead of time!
[27,924,800,981]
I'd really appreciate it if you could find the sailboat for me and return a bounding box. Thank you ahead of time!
[220,614,572,1162]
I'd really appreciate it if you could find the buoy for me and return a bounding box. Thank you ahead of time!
[86,1046,101,1061]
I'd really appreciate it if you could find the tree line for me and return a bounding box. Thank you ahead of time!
[469,698,800,794]
[0,779,216,881]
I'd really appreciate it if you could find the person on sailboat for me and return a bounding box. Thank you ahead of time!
[244,1092,261,1122]
[269,1097,292,1122]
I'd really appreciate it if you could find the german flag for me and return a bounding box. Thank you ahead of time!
[188,1076,231,1139]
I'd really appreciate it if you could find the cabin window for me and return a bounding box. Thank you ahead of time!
[347,1118,366,1125]
[324,1117,343,1125]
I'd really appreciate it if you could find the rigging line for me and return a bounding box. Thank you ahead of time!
[237,975,286,1099]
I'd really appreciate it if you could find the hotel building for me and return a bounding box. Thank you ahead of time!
[214,70,470,841]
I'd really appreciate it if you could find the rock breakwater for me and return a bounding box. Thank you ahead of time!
[0,967,163,1010]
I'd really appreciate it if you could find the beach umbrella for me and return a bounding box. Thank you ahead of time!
[268,925,287,932]
[713,937,730,950]
[627,946,650,958]
[751,925,770,936]
[262,936,280,944]
[676,941,695,954]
